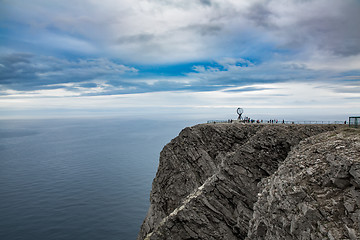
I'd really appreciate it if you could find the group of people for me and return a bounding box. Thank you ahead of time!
[222,118,349,125]
[268,119,284,124]
[240,117,285,124]
[234,118,287,124]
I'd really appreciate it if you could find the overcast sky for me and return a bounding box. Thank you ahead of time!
[1,0,359,120]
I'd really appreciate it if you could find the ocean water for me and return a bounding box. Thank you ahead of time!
[0,118,196,240]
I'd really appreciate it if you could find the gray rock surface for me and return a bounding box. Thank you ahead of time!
[137,123,354,240]
[248,127,360,240]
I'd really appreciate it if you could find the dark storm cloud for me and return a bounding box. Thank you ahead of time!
[244,0,360,57]
[276,7,360,57]
[301,8,360,57]
[1,53,34,65]
[0,53,39,86]
[0,53,138,91]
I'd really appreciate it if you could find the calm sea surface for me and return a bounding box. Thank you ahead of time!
[0,118,196,240]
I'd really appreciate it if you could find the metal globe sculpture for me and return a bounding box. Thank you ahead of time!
[237,108,244,120]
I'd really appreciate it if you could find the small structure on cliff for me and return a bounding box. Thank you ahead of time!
[349,116,359,128]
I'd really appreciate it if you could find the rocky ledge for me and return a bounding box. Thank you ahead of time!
[138,123,359,240]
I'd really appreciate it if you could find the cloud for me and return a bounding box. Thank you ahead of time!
[224,86,272,92]
[1,82,358,120]
[246,2,274,28]
[0,53,138,92]
[117,33,155,45]
[1,0,359,119]
[2,0,359,66]
[0,53,357,99]
[181,23,223,36]
[246,0,360,57]
[187,57,323,88]
[198,0,212,6]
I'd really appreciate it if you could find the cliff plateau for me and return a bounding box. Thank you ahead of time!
[138,123,359,240]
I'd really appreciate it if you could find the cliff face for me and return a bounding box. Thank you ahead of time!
[248,128,360,239]
[138,123,359,240]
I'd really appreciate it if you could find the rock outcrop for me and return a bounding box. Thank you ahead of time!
[138,123,359,240]
[248,127,360,239]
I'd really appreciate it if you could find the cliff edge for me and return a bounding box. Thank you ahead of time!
[138,123,359,239]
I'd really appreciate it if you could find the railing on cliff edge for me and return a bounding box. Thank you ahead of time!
[283,121,345,124]
[207,120,231,123]
[207,120,346,124]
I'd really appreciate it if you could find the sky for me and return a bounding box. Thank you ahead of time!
[0,0,360,120]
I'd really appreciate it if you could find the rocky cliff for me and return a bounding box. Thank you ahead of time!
[138,123,359,240]
[248,127,360,239]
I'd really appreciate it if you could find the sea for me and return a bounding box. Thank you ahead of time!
[0,118,198,240]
